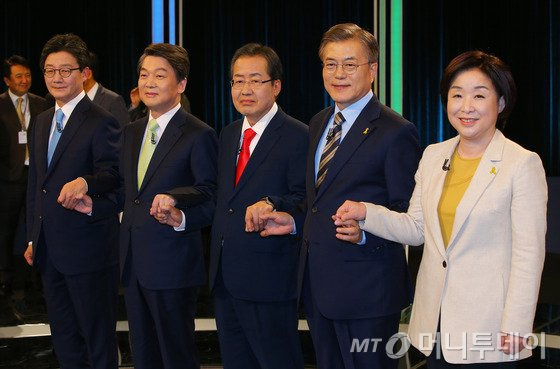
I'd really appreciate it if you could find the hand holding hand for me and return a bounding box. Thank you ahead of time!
[333,216,364,244]
[335,200,367,222]
[245,200,274,232]
[259,211,295,237]
[150,194,182,227]
[73,193,93,214]
[58,177,88,210]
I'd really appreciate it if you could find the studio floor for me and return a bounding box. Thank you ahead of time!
[1,252,559,368]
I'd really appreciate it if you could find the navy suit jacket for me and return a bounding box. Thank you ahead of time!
[26,96,121,275]
[0,92,48,181]
[300,95,421,320]
[119,108,218,290]
[209,108,308,302]
[92,84,130,128]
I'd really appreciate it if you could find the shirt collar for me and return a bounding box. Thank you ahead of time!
[8,89,28,105]
[241,102,278,136]
[334,90,373,123]
[55,90,86,125]
[148,103,182,132]
[86,82,99,101]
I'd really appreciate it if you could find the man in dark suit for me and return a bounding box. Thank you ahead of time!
[83,51,130,127]
[261,24,421,369]
[210,43,307,368]
[24,33,121,368]
[0,55,47,296]
[81,43,218,369]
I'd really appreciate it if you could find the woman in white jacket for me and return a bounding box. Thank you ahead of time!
[334,51,547,368]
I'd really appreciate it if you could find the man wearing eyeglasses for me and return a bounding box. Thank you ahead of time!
[158,43,307,368]
[24,33,120,369]
[260,24,421,369]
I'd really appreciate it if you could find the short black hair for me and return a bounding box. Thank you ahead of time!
[440,50,516,130]
[39,33,90,71]
[137,43,189,81]
[86,51,99,77]
[3,55,30,79]
[230,43,282,82]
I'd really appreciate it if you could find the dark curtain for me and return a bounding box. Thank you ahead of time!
[182,0,374,133]
[1,0,150,105]
[403,0,560,175]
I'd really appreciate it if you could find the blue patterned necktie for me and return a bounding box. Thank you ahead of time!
[316,112,345,189]
[47,109,64,166]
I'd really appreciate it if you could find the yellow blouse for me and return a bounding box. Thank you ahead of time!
[437,150,481,248]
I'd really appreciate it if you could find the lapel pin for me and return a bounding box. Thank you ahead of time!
[362,128,370,135]
[490,167,496,175]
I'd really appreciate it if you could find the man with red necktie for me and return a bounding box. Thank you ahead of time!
[161,42,308,369]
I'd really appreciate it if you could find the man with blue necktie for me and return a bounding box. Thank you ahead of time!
[260,23,421,369]
[24,33,120,369]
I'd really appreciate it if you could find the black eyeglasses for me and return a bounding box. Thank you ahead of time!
[43,68,81,78]
[230,79,273,90]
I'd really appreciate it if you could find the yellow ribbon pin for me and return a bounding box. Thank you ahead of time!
[490,167,496,175]
[363,128,370,135]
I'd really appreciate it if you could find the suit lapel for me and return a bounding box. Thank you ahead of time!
[0,93,22,131]
[314,97,380,202]
[29,95,42,119]
[221,122,242,197]
[128,118,147,195]
[138,110,185,193]
[426,136,459,257]
[307,107,333,202]
[447,130,505,250]
[45,98,91,177]
[92,84,104,105]
[231,109,284,197]
[36,108,54,177]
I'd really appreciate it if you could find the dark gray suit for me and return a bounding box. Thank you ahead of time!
[91,84,129,128]
[0,91,47,267]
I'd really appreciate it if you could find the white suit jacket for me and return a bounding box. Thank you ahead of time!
[361,129,547,363]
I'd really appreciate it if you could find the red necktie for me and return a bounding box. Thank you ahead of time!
[235,128,257,185]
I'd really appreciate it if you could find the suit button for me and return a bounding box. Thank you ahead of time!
[442,260,447,268]
[228,208,234,214]
[133,199,140,204]
[42,188,47,194]
[39,215,43,220]
[311,207,318,213]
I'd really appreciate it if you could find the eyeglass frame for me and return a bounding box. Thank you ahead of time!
[322,61,373,74]
[230,78,274,90]
[43,67,81,78]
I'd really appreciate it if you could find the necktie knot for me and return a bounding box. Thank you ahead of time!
[55,109,65,132]
[148,119,159,132]
[243,128,257,142]
[334,112,345,126]
[147,119,159,145]
[16,97,23,108]
[235,128,257,186]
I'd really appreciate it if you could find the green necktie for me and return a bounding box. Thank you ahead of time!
[137,119,159,189]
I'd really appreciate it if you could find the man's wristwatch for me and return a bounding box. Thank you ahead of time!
[259,196,275,210]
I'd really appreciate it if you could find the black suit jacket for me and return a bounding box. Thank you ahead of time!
[0,92,48,181]
[26,96,121,275]
[92,84,130,128]
[209,108,308,302]
[299,95,421,320]
[119,108,218,290]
